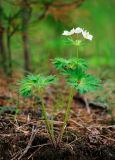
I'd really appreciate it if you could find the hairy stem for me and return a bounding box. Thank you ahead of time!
[57,88,74,144]
[51,105,55,143]
[14,93,19,120]
[77,46,79,59]
[40,93,56,147]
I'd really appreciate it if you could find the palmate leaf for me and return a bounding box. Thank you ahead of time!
[63,67,84,77]
[53,57,68,70]
[67,58,87,70]
[53,57,87,73]
[62,60,87,76]
[19,74,57,97]
[67,72,101,94]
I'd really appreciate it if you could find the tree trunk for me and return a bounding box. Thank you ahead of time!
[6,32,12,75]
[22,31,30,74]
[0,2,7,74]
[21,1,31,74]
[0,25,7,73]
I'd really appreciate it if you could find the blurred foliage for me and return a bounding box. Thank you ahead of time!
[2,0,115,79]
[73,0,115,68]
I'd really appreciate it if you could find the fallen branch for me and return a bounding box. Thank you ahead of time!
[73,94,108,110]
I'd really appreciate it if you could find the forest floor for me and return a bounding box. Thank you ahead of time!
[0,72,115,160]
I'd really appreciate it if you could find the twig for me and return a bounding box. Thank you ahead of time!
[89,101,108,110]
[84,97,91,114]
[69,119,85,128]
[17,126,38,160]
[0,133,20,137]
[101,135,115,142]
[11,150,23,160]
[28,143,51,159]
[74,94,108,110]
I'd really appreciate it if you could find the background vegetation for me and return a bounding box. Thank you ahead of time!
[0,0,115,80]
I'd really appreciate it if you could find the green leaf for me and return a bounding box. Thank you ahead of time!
[19,74,57,97]
[67,72,101,94]
[53,57,88,73]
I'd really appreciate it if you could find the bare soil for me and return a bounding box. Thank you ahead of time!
[0,74,115,160]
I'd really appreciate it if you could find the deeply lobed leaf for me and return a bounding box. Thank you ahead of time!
[53,57,88,73]
[67,73,101,94]
[19,74,57,97]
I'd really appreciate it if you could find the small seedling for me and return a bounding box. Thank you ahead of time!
[19,74,57,146]
[19,27,101,147]
[53,27,101,144]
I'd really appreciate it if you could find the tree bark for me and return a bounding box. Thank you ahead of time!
[21,1,31,74]
[0,25,7,73]
[22,31,30,74]
[0,2,7,74]
[6,31,12,75]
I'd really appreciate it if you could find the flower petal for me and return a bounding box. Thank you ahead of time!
[82,30,93,41]
[74,27,83,34]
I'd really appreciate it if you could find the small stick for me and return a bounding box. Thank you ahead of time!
[84,97,91,114]
[28,143,50,159]
[100,135,115,142]
[17,126,38,160]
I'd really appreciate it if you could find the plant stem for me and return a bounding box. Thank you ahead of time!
[40,93,56,147]
[57,88,74,145]
[50,97,55,144]
[14,93,19,120]
[51,121,54,142]
[77,46,79,59]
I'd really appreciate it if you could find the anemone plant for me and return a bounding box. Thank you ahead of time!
[18,27,101,147]
[19,74,57,146]
[53,27,101,144]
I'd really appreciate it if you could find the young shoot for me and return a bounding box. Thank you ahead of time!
[19,74,57,146]
[53,27,101,144]
[18,27,101,147]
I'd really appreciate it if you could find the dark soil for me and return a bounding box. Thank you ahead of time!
[0,115,115,160]
[0,76,115,160]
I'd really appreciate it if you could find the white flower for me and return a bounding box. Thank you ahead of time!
[82,30,93,41]
[62,27,93,41]
[74,27,83,34]
[62,27,83,36]
[69,28,75,35]
[62,30,71,36]
[62,28,75,36]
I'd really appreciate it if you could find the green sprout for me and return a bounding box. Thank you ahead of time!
[18,27,101,147]
[53,27,101,144]
[19,74,57,146]
[53,57,101,143]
